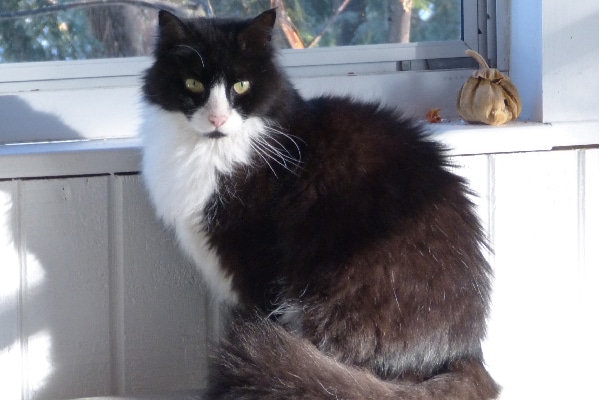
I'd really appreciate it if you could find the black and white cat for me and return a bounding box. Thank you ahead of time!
[140,9,499,400]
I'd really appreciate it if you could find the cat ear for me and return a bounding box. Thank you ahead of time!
[157,10,189,47]
[238,9,277,51]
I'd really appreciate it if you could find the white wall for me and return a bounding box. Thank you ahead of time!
[0,175,214,399]
[510,0,599,122]
[1,147,598,400]
[458,149,599,400]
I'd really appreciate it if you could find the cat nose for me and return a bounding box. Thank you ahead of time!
[209,114,228,128]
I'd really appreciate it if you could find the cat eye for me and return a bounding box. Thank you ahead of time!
[185,78,204,93]
[233,81,251,95]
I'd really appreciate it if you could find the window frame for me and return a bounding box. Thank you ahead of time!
[0,0,493,144]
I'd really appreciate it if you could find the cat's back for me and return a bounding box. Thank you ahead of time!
[306,95,417,134]
[299,96,446,175]
[288,95,454,210]
[277,95,473,273]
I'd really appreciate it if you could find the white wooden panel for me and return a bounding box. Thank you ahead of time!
[581,148,600,386]
[0,138,141,180]
[1,146,596,399]
[0,181,23,400]
[541,1,599,122]
[295,69,474,119]
[510,1,599,122]
[0,88,140,144]
[116,175,211,394]
[450,154,491,235]
[583,149,599,272]
[19,177,112,400]
[450,154,502,371]
[484,150,586,399]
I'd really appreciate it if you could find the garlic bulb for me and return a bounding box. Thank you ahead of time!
[456,50,522,125]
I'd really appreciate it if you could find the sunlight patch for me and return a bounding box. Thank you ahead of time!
[0,188,52,397]
[0,189,19,299]
[27,330,53,395]
[0,337,22,400]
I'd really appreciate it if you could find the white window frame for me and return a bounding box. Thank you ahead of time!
[0,1,486,80]
[0,0,597,163]
[0,0,492,144]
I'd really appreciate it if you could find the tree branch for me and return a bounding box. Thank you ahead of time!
[271,0,305,49]
[307,0,352,48]
[387,0,412,43]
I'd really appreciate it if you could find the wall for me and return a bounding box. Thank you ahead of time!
[0,174,214,399]
[510,0,599,122]
[1,146,598,400]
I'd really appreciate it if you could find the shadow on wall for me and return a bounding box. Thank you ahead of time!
[0,101,212,399]
[0,101,85,399]
[0,95,83,145]
[0,174,52,400]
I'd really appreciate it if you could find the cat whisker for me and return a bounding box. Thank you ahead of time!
[256,136,302,167]
[390,271,401,311]
[176,44,205,68]
[252,137,301,175]
[251,142,295,176]
[249,141,279,178]
[264,124,305,158]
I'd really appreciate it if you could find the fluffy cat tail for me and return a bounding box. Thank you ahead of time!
[206,316,500,400]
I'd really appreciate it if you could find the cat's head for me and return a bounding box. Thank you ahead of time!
[143,9,288,139]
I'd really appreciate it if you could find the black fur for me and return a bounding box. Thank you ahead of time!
[143,9,499,400]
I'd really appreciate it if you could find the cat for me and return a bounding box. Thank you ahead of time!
[140,8,499,400]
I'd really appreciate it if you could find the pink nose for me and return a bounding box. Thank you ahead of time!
[209,114,228,128]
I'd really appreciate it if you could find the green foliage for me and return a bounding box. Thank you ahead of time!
[410,0,462,42]
[0,0,103,62]
[0,0,462,62]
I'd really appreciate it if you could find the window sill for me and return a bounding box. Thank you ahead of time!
[0,137,142,179]
[431,120,599,156]
[0,121,597,180]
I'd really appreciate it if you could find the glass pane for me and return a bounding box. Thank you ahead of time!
[0,0,462,63]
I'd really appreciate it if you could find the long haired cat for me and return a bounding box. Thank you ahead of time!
[140,9,499,400]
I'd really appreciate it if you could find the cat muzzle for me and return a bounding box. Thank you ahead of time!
[207,131,227,139]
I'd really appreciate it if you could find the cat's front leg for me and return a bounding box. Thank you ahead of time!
[175,219,238,304]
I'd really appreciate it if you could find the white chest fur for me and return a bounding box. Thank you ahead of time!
[139,97,266,304]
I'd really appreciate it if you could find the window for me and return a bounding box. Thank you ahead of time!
[1,1,470,62]
[0,0,495,144]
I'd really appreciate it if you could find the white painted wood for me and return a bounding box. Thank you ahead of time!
[510,0,599,122]
[19,177,113,400]
[0,88,141,144]
[580,149,600,389]
[450,154,491,235]
[483,150,598,399]
[115,175,212,394]
[0,175,217,399]
[0,138,142,179]
[0,180,23,400]
[294,69,475,120]
[1,147,598,399]
[0,1,490,145]
[583,149,599,276]
[0,69,476,144]
[431,121,599,156]
[540,0,599,122]
[1,122,597,181]
[0,58,148,86]
[0,2,596,149]
[509,1,543,122]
